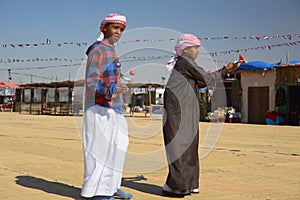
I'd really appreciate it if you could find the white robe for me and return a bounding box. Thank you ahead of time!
[81,105,129,198]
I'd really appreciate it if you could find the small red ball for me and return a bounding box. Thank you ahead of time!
[129,70,135,76]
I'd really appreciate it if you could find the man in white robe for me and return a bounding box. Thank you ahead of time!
[81,13,132,200]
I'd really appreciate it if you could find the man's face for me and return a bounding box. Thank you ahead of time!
[183,45,200,60]
[103,23,125,44]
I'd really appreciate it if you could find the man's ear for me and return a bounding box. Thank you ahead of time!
[102,24,108,32]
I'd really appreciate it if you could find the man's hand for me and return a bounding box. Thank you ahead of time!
[226,60,240,72]
[116,84,129,93]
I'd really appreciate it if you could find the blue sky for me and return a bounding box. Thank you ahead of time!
[0,0,299,83]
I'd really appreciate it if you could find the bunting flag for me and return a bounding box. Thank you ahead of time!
[0,57,86,64]
[0,55,172,65]
[200,33,298,41]
[239,55,247,64]
[1,36,299,68]
[1,40,88,48]
[2,40,299,65]
[0,63,82,71]
[46,38,51,45]
[1,33,299,49]
[203,40,300,57]
[0,39,299,73]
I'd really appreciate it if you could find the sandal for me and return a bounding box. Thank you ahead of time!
[114,188,133,199]
[190,188,200,193]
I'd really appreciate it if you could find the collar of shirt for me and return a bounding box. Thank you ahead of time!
[101,39,114,48]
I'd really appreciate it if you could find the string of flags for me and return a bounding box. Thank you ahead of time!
[0,55,171,65]
[205,41,300,57]
[1,38,87,48]
[200,33,299,41]
[11,71,54,81]
[1,40,299,65]
[0,57,85,65]
[0,63,82,71]
[1,33,299,49]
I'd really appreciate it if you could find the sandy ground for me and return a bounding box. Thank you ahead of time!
[0,112,299,200]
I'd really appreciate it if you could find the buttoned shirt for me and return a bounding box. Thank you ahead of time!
[85,40,122,113]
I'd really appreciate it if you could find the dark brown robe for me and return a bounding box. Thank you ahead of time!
[163,55,228,191]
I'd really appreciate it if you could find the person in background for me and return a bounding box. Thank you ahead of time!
[156,93,163,105]
[81,13,132,200]
[162,33,240,197]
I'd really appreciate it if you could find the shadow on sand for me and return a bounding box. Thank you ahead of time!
[121,175,163,196]
[16,175,163,199]
[15,175,84,199]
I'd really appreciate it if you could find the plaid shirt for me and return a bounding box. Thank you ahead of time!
[85,41,122,113]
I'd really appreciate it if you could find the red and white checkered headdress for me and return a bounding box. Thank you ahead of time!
[100,13,127,32]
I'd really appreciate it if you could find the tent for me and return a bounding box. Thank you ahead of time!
[237,59,300,71]
[273,60,300,66]
[238,61,275,71]
[0,82,19,96]
[288,60,300,65]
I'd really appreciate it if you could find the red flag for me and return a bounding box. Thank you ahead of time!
[239,54,247,64]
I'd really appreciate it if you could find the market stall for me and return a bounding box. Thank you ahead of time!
[0,82,19,112]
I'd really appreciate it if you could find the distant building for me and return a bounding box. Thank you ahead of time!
[0,82,19,111]
[239,61,300,125]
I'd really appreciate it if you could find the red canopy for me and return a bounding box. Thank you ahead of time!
[0,82,19,88]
